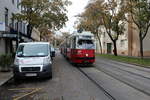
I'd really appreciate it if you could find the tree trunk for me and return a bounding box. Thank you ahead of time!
[113,40,118,56]
[139,37,143,59]
[27,24,33,37]
[96,33,102,54]
[40,33,42,41]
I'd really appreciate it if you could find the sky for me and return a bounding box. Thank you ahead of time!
[60,0,90,33]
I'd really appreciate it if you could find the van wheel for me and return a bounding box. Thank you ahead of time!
[47,72,52,79]
[14,75,20,81]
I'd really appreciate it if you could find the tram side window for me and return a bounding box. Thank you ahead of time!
[70,38,73,49]
[70,39,72,48]
[72,37,76,49]
[67,39,71,48]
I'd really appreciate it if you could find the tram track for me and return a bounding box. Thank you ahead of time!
[96,60,150,81]
[94,65,150,96]
[77,67,117,100]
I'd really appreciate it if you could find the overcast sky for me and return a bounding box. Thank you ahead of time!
[60,0,90,33]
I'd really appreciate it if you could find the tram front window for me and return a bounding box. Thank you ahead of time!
[77,39,94,49]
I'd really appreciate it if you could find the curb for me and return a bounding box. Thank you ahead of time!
[0,75,13,86]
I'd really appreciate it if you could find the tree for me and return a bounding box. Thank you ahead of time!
[61,32,70,40]
[78,0,126,56]
[77,18,103,54]
[101,0,126,56]
[77,1,104,54]
[127,0,150,58]
[38,26,52,41]
[13,0,71,38]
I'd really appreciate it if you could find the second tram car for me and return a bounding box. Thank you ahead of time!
[60,31,95,64]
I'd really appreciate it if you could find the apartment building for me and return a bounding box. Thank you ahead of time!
[0,0,40,54]
[96,22,150,57]
[128,22,150,57]
[95,0,150,57]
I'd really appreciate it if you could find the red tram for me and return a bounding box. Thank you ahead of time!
[60,31,95,64]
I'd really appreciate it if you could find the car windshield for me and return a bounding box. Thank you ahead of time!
[77,39,94,49]
[17,44,49,57]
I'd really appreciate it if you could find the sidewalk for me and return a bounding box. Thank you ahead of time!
[0,71,13,86]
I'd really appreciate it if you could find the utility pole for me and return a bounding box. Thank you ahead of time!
[17,22,20,48]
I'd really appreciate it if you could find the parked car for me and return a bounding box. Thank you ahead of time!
[13,42,53,80]
[50,45,55,59]
[55,48,60,52]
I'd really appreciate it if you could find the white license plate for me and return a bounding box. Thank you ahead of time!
[25,73,37,77]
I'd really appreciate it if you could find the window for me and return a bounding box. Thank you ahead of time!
[12,0,14,4]
[17,0,19,9]
[19,21,22,32]
[21,5,23,11]
[66,40,69,48]
[15,22,18,30]
[120,40,125,47]
[5,8,8,26]
[23,23,26,34]
[11,19,14,28]
[11,13,14,28]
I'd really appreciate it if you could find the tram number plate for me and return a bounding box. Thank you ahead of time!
[25,73,37,77]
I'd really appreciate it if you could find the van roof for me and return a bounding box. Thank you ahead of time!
[19,42,50,45]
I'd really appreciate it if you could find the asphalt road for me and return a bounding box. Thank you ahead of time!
[0,52,150,100]
[0,52,109,100]
[80,57,150,100]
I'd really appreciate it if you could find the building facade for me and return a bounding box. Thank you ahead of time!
[96,22,150,57]
[0,0,21,54]
[128,22,150,57]
[0,0,40,54]
[95,0,150,57]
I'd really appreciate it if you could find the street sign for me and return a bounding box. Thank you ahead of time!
[0,22,5,31]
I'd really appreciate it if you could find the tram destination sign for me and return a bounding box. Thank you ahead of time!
[79,35,94,40]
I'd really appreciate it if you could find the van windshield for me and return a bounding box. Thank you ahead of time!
[17,44,49,57]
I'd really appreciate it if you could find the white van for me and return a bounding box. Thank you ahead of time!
[13,42,53,80]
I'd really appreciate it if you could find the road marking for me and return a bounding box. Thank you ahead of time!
[8,87,42,100]
[8,88,40,91]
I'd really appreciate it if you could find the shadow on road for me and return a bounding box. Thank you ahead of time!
[2,77,51,86]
